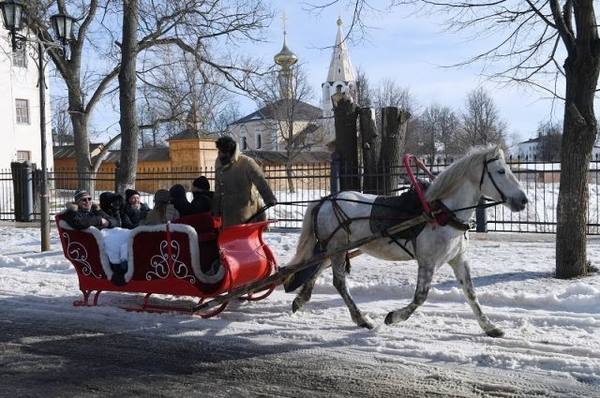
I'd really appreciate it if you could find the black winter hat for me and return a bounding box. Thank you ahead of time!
[125,189,140,202]
[192,176,210,191]
[99,192,118,212]
[169,184,187,199]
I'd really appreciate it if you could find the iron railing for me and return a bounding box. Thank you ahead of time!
[3,160,600,233]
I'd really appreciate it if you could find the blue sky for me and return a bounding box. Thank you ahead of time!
[239,1,567,144]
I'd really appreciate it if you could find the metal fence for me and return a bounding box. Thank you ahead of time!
[2,160,600,233]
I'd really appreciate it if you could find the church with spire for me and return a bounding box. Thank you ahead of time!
[322,17,357,118]
[227,17,356,158]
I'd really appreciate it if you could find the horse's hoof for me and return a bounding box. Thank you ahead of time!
[292,299,302,313]
[485,328,504,338]
[384,312,395,325]
[359,320,374,330]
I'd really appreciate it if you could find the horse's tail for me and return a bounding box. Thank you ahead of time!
[283,202,323,292]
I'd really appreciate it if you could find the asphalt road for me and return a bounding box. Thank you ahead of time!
[1,306,598,398]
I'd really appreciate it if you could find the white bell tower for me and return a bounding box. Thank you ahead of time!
[321,18,357,118]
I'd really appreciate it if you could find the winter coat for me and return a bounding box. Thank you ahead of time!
[99,192,123,228]
[142,203,180,226]
[191,191,213,214]
[211,146,276,227]
[121,203,150,229]
[61,202,115,230]
[169,184,195,217]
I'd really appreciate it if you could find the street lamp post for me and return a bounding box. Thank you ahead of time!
[0,0,73,251]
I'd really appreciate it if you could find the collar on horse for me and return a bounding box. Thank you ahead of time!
[403,153,508,231]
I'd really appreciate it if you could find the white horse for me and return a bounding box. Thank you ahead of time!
[287,146,528,337]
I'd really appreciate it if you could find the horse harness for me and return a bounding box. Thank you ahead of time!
[479,155,507,203]
[311,194,368,253]
[311,155,507,260]
[311,192,471,260]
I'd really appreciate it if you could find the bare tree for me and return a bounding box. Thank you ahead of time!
[373,78,416,115]
[355,67,372,107]
[51,96,73,146]
[315,0,600,278]
[418,104,461,161]
[536,120,562,162]
[137,49,241,144]
[457,88,507,149]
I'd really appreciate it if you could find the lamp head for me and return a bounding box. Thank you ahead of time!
[49,12,74,46]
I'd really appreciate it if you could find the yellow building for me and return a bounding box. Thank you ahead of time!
[53,130,218,193]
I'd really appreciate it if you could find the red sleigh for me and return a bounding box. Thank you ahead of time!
[55,212,278,317]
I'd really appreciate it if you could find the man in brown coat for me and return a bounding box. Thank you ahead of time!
[211,136,276,227]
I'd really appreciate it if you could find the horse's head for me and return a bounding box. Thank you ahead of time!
[479,148,528,212]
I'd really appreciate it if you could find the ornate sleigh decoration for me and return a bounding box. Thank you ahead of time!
[63,232,103,279]
[146,239,196,284]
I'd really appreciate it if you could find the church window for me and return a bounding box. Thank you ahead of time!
[256,133,262,149]
[241,136,247,150]
[15,99,30,124]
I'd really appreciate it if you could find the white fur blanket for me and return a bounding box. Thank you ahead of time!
[100,228,131,264]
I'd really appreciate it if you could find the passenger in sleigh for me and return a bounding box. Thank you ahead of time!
[62,190,115,230]
[99,191,134,286]
[190,176,213,214]
[143,189,180,225]
[169,184,195,217]
[99,191,123,227]
[121,189,149,229]
[62,190,129,286]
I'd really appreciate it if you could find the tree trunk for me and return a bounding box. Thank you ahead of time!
[285,163,295,193]
[116,0,140,194]
[379,107,410,195]
[69,88,93,193]
[359,107,379,194]
[333,97,360,191]
[556,10,600,278]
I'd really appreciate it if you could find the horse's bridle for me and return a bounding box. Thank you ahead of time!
[479,156,507,203]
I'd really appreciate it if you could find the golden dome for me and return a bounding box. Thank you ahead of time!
[274,37,298,67]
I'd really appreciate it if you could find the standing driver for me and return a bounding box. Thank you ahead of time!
[211,136,276,227]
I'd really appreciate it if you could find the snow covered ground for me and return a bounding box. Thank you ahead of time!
[1,225,600,395]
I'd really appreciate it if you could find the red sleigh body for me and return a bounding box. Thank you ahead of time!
[55,212,278,317]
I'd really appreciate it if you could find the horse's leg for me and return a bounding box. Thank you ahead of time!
[331,253,374,329]
[448,253,504,338]
[385,261,434,325]
[292,261,327,312]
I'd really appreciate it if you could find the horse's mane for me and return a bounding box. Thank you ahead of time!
[425,145,504,202]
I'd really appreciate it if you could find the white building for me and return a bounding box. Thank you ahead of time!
[0,31,53,171]
[512,136,600,161]
[511,137,540,160]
